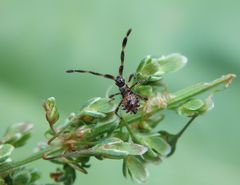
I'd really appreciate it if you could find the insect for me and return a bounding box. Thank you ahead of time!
[66,29,147,118]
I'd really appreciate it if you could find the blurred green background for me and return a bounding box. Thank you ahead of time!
[0,0,239,184]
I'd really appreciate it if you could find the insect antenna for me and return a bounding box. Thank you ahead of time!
[119,28,132,76]
[66,70,115,80]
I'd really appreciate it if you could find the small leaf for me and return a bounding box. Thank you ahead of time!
[0,144,14,163]
[136,56,163,81]
[133,85,153,97]
[91,138,148,159]
[80,97,116,119]
[144,136,171,156]
[136,54,187,82]
[157,53,187,73]
[137,134,171,156]
[178,99,209,117]
[125,156,149,183]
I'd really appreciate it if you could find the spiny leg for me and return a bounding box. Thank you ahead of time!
[115,100,123,119]
[66,70,115,80]
[119,28,132,76]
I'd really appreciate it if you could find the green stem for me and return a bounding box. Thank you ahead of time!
[175,116,197,139]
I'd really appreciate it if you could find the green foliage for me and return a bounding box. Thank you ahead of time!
[123,156,148,183]
[0,144,14,164]
[136,54,187,82]
[0,53,235,184]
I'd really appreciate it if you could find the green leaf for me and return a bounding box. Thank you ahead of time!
[91,138,148,159]
[157,53,187,73]
[125,156,148,183]
[136,54,187,82]
[178,99,205,117]
[80,97,116,119]
[178,98,214,117]
[144,136,171,156]
[137,134,171,156]
[133,85,153,97]
[0,144,14,163]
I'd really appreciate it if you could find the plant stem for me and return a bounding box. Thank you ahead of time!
[175,116,197,139]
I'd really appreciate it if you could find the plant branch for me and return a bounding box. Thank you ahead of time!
[0,74,235,176]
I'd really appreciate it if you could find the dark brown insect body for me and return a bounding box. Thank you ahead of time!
[66,29,146,117]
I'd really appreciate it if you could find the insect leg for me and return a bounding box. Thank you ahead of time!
[109,92,121,99]
[129,79,146,89]
[115,100,123,119]
[66,70,115,81]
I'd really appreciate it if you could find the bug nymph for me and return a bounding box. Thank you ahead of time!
[66,29,147,117]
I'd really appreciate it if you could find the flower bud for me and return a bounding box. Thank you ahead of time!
[43,97,59,126]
